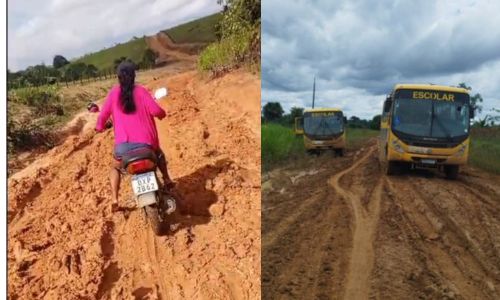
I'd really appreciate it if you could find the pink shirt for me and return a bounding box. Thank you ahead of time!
[96,84,166,149]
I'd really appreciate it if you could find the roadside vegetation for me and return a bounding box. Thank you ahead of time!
[262,102,379,170]
[198,0,260,75]
[7,85,110,154]
[470,127,500,174]
[262,123,305,170]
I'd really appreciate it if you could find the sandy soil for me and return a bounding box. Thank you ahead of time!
[262,140,500,300]
[8,66,261,299]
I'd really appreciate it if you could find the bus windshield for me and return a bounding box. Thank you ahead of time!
[392,90,470,139]
[304,111,344,137]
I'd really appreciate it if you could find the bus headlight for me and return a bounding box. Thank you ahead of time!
[454,144,467,156]
[391,139,405,153]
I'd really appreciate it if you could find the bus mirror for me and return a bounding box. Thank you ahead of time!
[343,116,347,124]
[469,106,475,119]
[383,99,392,113]
[294,117,304,135]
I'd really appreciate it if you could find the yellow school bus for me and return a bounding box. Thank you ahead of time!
[379,84,473,179]
[295,108,346,156]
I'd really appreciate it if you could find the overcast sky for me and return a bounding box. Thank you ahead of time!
[262,0,500,119]
[8,0,220,71]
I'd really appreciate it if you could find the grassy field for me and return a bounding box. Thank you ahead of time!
[262,123,305,169]
[470,128,500,174]
[262,123,378,170]
[163,13,222,44]
[346,128,379,148]
[74,37,147,70]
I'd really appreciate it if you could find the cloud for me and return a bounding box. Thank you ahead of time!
[262,0,500,119]
[8,0,220,70]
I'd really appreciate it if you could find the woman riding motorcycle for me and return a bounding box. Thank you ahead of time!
[96,61,173,211]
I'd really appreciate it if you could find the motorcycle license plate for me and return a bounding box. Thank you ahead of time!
[131,172,158,196]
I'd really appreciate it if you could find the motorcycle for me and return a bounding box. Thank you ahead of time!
[88,87,177,235]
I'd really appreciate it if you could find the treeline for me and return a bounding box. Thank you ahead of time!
[7,48,159,90]
[262,102,381,130]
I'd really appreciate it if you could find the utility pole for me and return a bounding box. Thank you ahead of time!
[312,76,316,108]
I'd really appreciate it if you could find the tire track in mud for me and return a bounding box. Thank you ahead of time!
[262,156,354,300]
[262,192,323,249]
[264,139,500,299]
[327,146,383,300]
[378,174,500,299]
[385,178,485,300]
[410,178,500,278]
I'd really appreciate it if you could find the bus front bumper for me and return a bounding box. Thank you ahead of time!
[387,141,469,166]
[304,135,346,150]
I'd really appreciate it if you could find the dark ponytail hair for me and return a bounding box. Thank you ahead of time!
[117,61,136,114]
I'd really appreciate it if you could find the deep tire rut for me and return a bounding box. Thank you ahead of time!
[328,146,382,300]
[263,140,500,299]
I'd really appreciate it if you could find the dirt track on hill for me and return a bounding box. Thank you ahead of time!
[8,67,261,299]
[262,140,500,300]
[146,33,201,64]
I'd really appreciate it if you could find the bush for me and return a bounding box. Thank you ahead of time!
[198,0,260,74]
[7,117,56,153]
[8,86,64,117]
[262,123,305,169]
[198,28,253,73]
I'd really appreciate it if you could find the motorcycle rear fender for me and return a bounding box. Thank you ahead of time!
[136,192,157,208]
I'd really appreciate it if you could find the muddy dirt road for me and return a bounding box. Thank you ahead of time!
[262,140,500,300]
[8,67,261,299]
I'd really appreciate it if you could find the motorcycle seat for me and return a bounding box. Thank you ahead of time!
[121,147,158,167]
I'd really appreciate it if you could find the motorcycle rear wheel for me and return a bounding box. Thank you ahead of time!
[144,204,164,235]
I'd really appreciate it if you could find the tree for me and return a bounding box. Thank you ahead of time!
[217,0,260,38]
[263,102,284,121]
[85,64,98,77]
[53,55,70,69]
[474,108,500,127]
[141,49,158,69]
[64,63,87,81]
[370,114,381,130]
[290,107,304,121]
[458,83,483,115]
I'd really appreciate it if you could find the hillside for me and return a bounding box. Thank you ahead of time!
[74,37,147,70]
[163,13,222,44]
[71,12,221,70]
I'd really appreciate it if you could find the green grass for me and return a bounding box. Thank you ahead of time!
[262,123,305,169]
[346,128,379,148]
[470,128,500,174]
[163,13,222,44]
[262,123,379,170]
[73,37,148,70]
[198,28,253,73]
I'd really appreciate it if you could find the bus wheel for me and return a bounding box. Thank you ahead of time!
[444,165,459,180]
[335,149,344,157]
